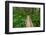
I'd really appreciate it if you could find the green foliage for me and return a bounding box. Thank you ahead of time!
[31,8,40,27]
[13,7,40,28]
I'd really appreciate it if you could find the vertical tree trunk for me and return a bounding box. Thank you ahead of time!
[25,15,33,27]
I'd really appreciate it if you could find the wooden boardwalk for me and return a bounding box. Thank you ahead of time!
[25,15,33,27]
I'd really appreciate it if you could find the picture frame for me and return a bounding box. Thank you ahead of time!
[5,1,45,34]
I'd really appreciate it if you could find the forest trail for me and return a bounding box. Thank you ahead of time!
[25,15,33,27]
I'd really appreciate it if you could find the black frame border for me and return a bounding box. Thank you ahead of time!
[5,1,45,34]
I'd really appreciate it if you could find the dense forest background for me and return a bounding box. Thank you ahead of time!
[13,7,40,28]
